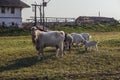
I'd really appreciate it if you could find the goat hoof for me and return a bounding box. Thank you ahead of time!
[38,57,43,61]
[63,52,66,55]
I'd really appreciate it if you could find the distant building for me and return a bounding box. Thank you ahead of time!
[0,0,30,27]
[26,17,76,27]
[75,16,118,25]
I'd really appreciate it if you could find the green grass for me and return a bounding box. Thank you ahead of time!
[1,23,120,36]
[0,32,120,80]
[50,23,120,32]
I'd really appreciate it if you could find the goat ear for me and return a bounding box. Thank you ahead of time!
[36,26,45,31]
[97,40,99,43]
[35,26,39,29]
[31,27,35,31]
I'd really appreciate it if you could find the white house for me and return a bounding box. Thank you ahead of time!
[0,0,30,27]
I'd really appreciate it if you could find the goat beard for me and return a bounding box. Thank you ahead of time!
[32,35,36,45]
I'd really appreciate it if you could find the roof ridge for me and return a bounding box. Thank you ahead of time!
[0,0,30,8]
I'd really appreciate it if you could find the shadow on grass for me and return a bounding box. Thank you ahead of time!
[77,50,87,54]
[0,53,55,72]
[0,56,38,72]
[71,46,87,54]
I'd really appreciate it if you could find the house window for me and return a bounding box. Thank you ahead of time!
[11,7,15,14]
[2,22,5,27]
[1,7,5,13]
[11,22,15,26]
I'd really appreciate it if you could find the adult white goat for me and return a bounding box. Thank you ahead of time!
[80,33,91,41]
[64,33,73,53]
[31,26,65,60]
[71,33,86,46]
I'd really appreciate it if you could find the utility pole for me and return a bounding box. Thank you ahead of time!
[99,11,101,17]
[35,5,37,26]
[32,4,37,26]
[32,0,51,30]
[43,0,45,30]
[42,0,51,30]
[39,5,42,25]
[42,0,47,30]
[32,4,42,26]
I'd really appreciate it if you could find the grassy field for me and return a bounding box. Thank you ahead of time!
[0,32,120,80]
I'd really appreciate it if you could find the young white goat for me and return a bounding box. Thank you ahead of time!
[71,33,86,46]
[64,33,73,53]
[80,33,91,41]
[84,40,98,51]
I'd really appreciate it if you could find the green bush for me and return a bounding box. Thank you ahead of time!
[0,26,30,36]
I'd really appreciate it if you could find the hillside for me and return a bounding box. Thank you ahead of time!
[0,23,120,36]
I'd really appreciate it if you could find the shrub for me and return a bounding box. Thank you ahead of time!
[0,26,30,36]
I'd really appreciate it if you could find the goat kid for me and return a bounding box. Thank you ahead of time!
[84,40,98,51]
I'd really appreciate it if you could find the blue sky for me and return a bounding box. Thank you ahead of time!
[22,0,120,21]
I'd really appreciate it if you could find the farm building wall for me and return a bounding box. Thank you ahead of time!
[0,7,22,27]
[75,16,118,25]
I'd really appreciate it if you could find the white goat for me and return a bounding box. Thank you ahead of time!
[84,40,98,51]
[71,33,86,46]
[80,33,91,41]
[64,33,73,52]
[31,26,65,60]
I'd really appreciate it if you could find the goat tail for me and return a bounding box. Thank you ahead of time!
[89,35,92,38]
